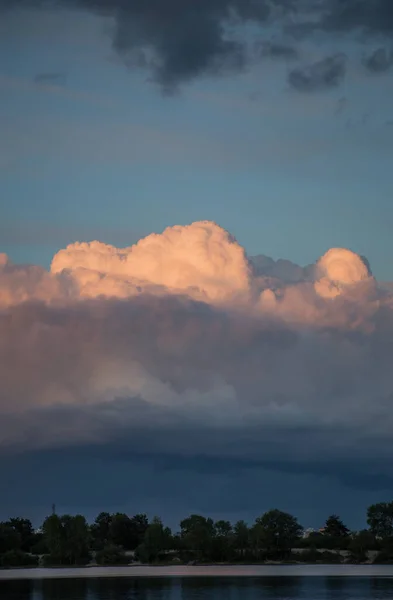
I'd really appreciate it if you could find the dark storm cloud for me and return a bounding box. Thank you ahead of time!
[321,0,393,35]
[2,1,393,92]
[363,48,393,73]
[2,444,386,528]
[288,54,346,92]
[2,286,393,495]
[0,0,294,90]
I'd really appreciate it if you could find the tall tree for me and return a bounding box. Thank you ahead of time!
[62,515,90,564]
[0,523,21,554]
[137,517,172,563]
[42,514,64,558]
[324,515,350,538]
[367,502,393,539]
[233,520,249,558]
[109,513,134,549]
[42,513,90,565]
[213,520,233,562]
[91,512,112,549]
[180,514,215,561]
[129,514,149,550]
[7,518,34,552]
[254,509,303,558]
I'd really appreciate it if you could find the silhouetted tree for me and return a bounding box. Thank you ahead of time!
[212,520,233,562]
[7,518,35,552]
[367,502,393,540]
[137,517,172,563]
[233,520,249,559]
[180,514,215,561]
[324,515,349,538]
[254,509,303,558]
[42,513,90,565]
[0,523,20,554]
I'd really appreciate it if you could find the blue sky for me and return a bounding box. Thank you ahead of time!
[2,1,393,529]
[2,6,393,278]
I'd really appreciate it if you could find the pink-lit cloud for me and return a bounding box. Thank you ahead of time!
[1,220,392,478]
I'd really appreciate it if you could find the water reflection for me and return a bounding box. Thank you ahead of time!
[90,577,176,600]
[1,574,393,600]
[370,576,393,599]
[179,576,303,600]
[40,578,89,600]
[0,579,34,600]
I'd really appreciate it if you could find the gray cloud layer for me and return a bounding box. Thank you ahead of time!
[2,1,393,89]
[1,220,393,497]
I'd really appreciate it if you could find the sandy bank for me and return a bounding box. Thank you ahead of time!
[1,564,393,580]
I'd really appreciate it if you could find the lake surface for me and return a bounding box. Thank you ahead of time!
[1,567,393,599]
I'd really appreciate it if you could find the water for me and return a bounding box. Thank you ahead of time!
[1,567,393,600]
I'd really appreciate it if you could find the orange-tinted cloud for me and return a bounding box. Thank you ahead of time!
[0,220,392,471]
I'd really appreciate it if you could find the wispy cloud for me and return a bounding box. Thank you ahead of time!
[0,74,115,107]
[33,71,67,86]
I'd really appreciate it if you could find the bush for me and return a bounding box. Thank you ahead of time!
[298,534,349,550]
[42,553,91,567]
[319,551,343,564]
[296,548,320,563]
[1,550,39,568]
[373,550,393,564]
[296,548,343,564]
[95,545,129,566]
[346,551,367,564]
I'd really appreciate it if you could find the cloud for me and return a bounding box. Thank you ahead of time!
[2,219,393,496]
[288,54,346,92]
[363,48,393,73]
[254,40,298,60]
[3,1,393,95]
[321,0,393,35]
[0,0,287,90]
[49,221,251,304]
[33,72,67,86]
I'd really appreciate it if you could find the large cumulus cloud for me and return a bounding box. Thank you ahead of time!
[2,220,393,491]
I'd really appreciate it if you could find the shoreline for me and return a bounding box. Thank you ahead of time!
[1,564,393,581]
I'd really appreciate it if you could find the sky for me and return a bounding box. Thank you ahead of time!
[1,0,393,530]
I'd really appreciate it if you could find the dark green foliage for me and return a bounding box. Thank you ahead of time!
[30,534,49,556]
[42,514,91,565]
[95,544,129,566]
[42,554,65,567]
[372,548,393,564]
[136,517,172,563]
[91,512,149,551]
[90,512,112,549]
[253,509,303,559]
[324,515,350,538]
[299,532,349,551]
[233,520,249,558]
[3,501,393,569]
[296,547,320,562]
[296,548,342,564]
[0,523,20,554]
[1,550,39,568]
[7,519,35,552]
[348,530,378,563]
[180,515,215,562]
[318,551,343,564]
[211,520,233,562]
[367,502,393,538]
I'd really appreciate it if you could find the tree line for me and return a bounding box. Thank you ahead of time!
[2,502,393,568]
